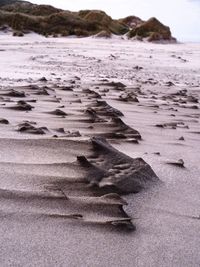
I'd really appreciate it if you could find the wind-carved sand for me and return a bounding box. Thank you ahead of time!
[0,35,200,267]
[0,79,158,231]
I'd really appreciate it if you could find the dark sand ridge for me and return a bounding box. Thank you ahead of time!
[0,83,143,140]
[0,36,200,266]
[0,80,159,232]
[0,136,158,223]
[0,79,199,266]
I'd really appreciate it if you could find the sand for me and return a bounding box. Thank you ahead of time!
[0,34,200,267]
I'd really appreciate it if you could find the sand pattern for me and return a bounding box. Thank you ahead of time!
[0,36,200,266]
[0,77,160,231]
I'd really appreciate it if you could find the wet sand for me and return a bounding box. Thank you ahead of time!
[0,34,200,267]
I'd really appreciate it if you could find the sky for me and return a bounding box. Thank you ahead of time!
[30,0,200,42]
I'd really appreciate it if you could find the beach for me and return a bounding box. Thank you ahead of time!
[0,34,200,267]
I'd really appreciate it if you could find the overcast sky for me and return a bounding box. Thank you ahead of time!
[30,0,200,42]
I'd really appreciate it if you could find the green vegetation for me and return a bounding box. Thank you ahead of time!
[0,0,21,7]
[1,1,61,15]
[128,17,173,41]
[0,1,174,41]
[0,2,129,37]
[118,16,144,29]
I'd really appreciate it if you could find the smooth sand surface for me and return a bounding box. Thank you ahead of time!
[0,34,200,267]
